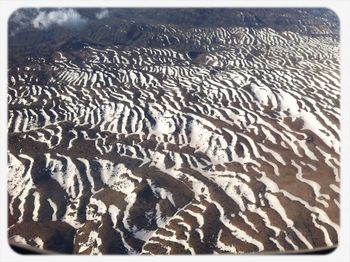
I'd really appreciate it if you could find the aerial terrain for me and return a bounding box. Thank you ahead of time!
[7,8,340,254]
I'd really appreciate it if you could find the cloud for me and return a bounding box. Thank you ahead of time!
[9,9,38,34]
[95,9,109,20]
[10,10,29,26]
[32,9,87,29]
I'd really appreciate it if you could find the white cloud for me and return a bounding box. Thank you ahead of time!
[11,10,28,25]
[32,9,87,29]
[95,9,109,20]
[9,9,32,35]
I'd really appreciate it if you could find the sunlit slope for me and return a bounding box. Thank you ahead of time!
[8,23,340,254]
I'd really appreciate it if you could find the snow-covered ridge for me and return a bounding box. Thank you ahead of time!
[8,24,340,254]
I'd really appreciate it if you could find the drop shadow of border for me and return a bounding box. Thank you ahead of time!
[9,242,337,255]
